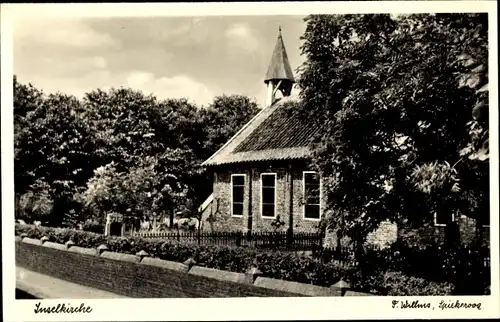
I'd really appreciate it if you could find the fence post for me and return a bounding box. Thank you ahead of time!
[236,231,241,247]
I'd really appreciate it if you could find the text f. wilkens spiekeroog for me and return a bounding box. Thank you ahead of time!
[392,300,482,310]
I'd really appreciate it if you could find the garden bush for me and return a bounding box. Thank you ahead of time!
[364,239,491,295]
[382,272,455,296]
[81,219,105,234]
[315,237,491,295]
[15,224,462,295]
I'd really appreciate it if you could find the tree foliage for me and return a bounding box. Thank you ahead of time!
[14,79,259,229]
[298,14,489,241]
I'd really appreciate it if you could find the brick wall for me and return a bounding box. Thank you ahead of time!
[397,214,488,247]
[16,237,369,298]
[208,165,486,248]
[211,168,249,232]
[366,221,398,248]
[210,164,320,233]
[320,216,486,249]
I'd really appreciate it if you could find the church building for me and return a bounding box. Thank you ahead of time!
[199,27,488,248]
[201,28,324,234]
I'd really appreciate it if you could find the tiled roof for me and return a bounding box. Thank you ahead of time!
[202,97,320,166]
[234,101,320,152]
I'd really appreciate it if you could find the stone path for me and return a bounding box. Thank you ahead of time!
[16,267,128,299]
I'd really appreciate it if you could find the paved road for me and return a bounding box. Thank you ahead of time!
[16,267,128,299]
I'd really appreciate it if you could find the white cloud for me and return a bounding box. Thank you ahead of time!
[225,23,252,38]
[126,71,155,87]
[65,56,107,73]
[17,69,215,106]
[92,56,107,69]
[19,69,113,98]
[126,71,215,106]
[224,23,259,52]
[14,17,119,49]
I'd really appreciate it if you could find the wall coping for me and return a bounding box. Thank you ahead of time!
[68,246,99,256]
[140,256,190,273]
[100,251,141,263]
[21,237,42,246]
[188,265,247,284]
[15,235,373,297]
[41,241,68,251]
[254,276,334,297]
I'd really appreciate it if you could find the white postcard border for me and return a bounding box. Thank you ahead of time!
[2,1,498,321]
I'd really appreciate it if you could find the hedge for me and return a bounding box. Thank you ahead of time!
[15,224,457,295]
[314,239,491,295]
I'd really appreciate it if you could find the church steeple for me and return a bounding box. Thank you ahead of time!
[264,26,295,106]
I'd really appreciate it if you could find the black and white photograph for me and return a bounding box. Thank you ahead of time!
[1,1,498,321]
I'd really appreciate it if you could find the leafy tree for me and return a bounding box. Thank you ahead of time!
[14,77,45,195]
[81,88,161,170]
[14,76,45,133]
[200,94,260,158]
[297,14,489,246]
[79,89,197,226]
[14,80,97,226]
[196,95,260,203]
[14,77,261,230]
[17,180,54,223]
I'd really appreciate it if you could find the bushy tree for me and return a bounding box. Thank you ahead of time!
[14,77,260,229]
[79,155,188,228]
[196,95,260,202]
[200,94,260,158]
[17,180,53,223]
[14,78,97,226]
[297,14,489,244]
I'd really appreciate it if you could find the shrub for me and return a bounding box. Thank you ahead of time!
[346,270,455,296]
[321,239,490,296]
[17,184,53,222]
[382,272,455,296]
[15,224,349,286]
[14,224,467,295]
[81,219,105,234]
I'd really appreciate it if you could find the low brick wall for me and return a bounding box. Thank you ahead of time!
[15,237,371,298]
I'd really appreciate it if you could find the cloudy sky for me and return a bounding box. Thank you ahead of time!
[13,15,307,107]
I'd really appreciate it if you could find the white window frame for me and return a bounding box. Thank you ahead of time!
[231,174,245,217]
[434,212,455,227]
[260,173,277,219]
[302,171,322,221]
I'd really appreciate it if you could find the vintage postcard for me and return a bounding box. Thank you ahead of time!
[1,1,498,321]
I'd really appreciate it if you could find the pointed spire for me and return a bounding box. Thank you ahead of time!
[264,27,295,84]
